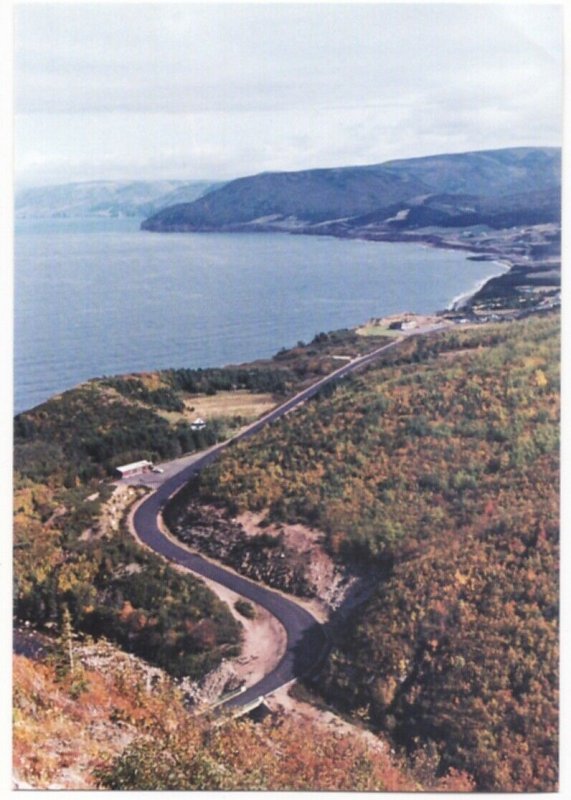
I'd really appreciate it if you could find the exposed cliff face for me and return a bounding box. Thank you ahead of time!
[164,499,321,598]
[141,147,561,233]
[163,495,364,614]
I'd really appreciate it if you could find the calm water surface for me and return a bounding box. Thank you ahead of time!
[15,218,503,413]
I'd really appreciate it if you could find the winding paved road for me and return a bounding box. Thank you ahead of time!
[130,331,439,710]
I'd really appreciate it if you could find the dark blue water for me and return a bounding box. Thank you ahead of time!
[15,218,503,413]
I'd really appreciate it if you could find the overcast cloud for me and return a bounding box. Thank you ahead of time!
[14,3,563,187]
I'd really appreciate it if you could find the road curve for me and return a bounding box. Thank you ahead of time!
[134,491,324,709]
[131,334,413,709]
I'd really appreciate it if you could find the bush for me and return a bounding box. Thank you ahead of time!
[234,600,256,619]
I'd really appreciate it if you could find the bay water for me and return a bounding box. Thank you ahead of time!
[15,218,503,414]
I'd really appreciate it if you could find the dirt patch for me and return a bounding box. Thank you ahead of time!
[165,490,375,626]
[236,512,357,619]
[184,390,276,418]
[165,502,316,597]
[238,511,321,548]
[165,499,363,616]
[80,483,141,541]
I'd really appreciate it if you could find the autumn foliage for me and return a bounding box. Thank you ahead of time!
[13,478,241,679]
[183,313,559,791]
[14,648,474,791]
[13,312,559,791]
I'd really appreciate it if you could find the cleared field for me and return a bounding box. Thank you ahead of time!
[156,390,277,425]
[185,391,277,419]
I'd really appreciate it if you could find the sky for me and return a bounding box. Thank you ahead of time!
[13,2,564,188]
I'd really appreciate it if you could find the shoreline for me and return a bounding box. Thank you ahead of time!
[447,261,511,312]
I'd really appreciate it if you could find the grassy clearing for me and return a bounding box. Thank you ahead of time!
[182,391,276,420]
[155,391,276,427]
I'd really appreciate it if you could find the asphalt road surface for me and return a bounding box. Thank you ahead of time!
[131,330,439,709]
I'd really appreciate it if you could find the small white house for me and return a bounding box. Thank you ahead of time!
[115,459,153,479]
[190,417,206,431]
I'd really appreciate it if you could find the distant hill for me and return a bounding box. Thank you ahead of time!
[15,179,222,219]
[142,166,428,229]
[141,147,561,233]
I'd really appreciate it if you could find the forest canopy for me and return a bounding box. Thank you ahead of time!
[175,313,559,791]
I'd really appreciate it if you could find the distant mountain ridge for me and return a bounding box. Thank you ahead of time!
[141,147,561,234]
[16,179,223,219]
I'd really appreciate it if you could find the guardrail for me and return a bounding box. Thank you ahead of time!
[209,685,247,709]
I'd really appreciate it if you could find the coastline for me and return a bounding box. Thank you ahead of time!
[296,225,527,316]
[447,261,511,312]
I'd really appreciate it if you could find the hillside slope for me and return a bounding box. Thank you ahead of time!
[14,642,475,791]
[178,313,559,791]
[13,331,380,679]
[143,165,429,229]
[13,328,481,792]
[141,147,561,232]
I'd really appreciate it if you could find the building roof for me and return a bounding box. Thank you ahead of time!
[116,459,153,474]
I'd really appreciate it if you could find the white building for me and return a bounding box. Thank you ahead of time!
[115,459,153,479]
